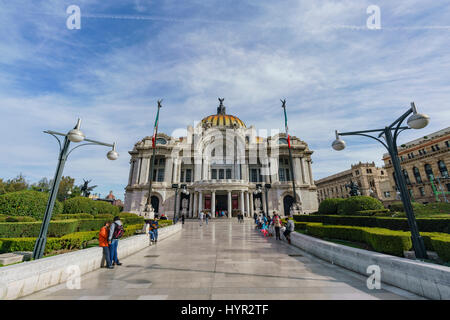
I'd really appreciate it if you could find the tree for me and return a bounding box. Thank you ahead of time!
[0,179,6,195]
[30,177,51,192]
[57,176,76,202]
[3,174,28,193]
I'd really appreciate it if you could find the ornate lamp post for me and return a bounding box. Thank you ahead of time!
[332,102,430,260]
[33,119,118,260]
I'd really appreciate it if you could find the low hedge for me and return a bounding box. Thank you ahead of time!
[354,209,390,216]
[157,220,173,228]
[294,221,450,262]
[94,213,114,221]
[293,214,450,234]
[63,197,119,215]
[3,216,36,222]
[0,219,80,238]
[52,213,94,220]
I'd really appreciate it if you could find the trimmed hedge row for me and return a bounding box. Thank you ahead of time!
[318,198,344,215]
[52,213,94,220]
[294,222,450,262]
[293,214,450,234]
[0,224,152,254]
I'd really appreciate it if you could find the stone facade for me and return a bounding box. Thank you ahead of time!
[315,162,391,204]
[124,101,318,218]
[382,127,450,204]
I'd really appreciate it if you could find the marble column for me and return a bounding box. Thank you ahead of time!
[189,193,194,218]
[199,191,203,215]
[308,160,314,185]
[164,157,173,183]
[249,193,254,216]
[245,191,250,217]
[172,159,178,183]
[193,192,198,218]
[300,157,307,184]
[240,191,245,216]
[175,191,181,217]
[228,191,232,219]
[261,191,267,214]
[211,190,216,219]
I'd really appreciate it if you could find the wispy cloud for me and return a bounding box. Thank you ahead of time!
[0,0,449,199]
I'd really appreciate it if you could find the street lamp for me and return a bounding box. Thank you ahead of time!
[172,184,179,223]
[32,118,118,260]
[332,102,430,260]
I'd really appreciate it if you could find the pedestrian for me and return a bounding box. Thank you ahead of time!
[284,218,295,244]
[99,221,114,269]
[148,219,155,245]
[253,212,258,224]
[181,214,185,225]
[199,210,204,226]
[273,212,282,240]
[108,216,124,266]
[205,211,209,225]
[151,217,159,243]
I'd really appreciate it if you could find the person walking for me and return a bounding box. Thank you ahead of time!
[99,221,114,269]
[284,217,295,244]
[253,212,258,224]
[273,212,282,240]
[205,211,209,225]
[199,210,204,226]
[148,219,155,245]
[181,214,185,225]
[108,216,124,266]
[151,217,159,243]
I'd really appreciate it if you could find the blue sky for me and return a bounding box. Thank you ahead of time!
[0,0,449,201]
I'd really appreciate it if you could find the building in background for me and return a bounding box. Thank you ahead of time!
[124,100,318,218]
[315,162,392,204]
[382,127,450,204]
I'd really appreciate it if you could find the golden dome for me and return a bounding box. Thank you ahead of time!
[201,114,246,129]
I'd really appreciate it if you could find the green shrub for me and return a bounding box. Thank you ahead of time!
[318,198,345,215]
[337,196,384,215]
[4,216,36,222]
[60,231,98,249]
[91,201,120,215]
[158,220,173,228]
[0,237,62,254]
[429,237,450,262]
[77,219,105,232]
[0,190,63,220]
[63,197,97,215]
[52,213,94,220]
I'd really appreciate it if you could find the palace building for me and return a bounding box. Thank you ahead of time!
[382,126,450,204]
[124,99,318,218]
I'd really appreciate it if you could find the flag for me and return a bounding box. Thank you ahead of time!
[152,106,160,148]
[283,105,291,149]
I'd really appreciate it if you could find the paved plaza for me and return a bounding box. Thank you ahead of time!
[22,220,423,300]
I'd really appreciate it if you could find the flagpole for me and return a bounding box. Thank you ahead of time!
[146,100,162,214]
[281,99,298,214]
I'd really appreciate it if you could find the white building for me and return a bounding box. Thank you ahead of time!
[124,99,318,218]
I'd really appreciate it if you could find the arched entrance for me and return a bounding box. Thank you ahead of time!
[283,195,295,216]
[151,196,159,214]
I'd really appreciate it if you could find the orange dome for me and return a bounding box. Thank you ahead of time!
[201,114,246,128]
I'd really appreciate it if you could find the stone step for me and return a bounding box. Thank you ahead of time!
[0,252,32,266]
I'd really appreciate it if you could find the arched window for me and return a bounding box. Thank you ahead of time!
[403,169,411,185]
[413,167,422,184]
[425,164,434,180]
[438,160,448,178]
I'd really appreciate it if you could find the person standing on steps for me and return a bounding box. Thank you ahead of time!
[273,212,282,240]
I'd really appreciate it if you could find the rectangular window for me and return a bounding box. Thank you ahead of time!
[186,169,192,182]
[180,170,185,182]
[436,144,440,151]
[152,169,157,182]
[251,169,258,182]
[446,141,450,148]
[157,169,164,182]
[219,169,224,179]
[286,168,290,181]
[419,187,425,196]
[384,191,390,198]
[226,169,232,179]
[159,158,165,165]
[212,169,217,179]
[279,168,286,181]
